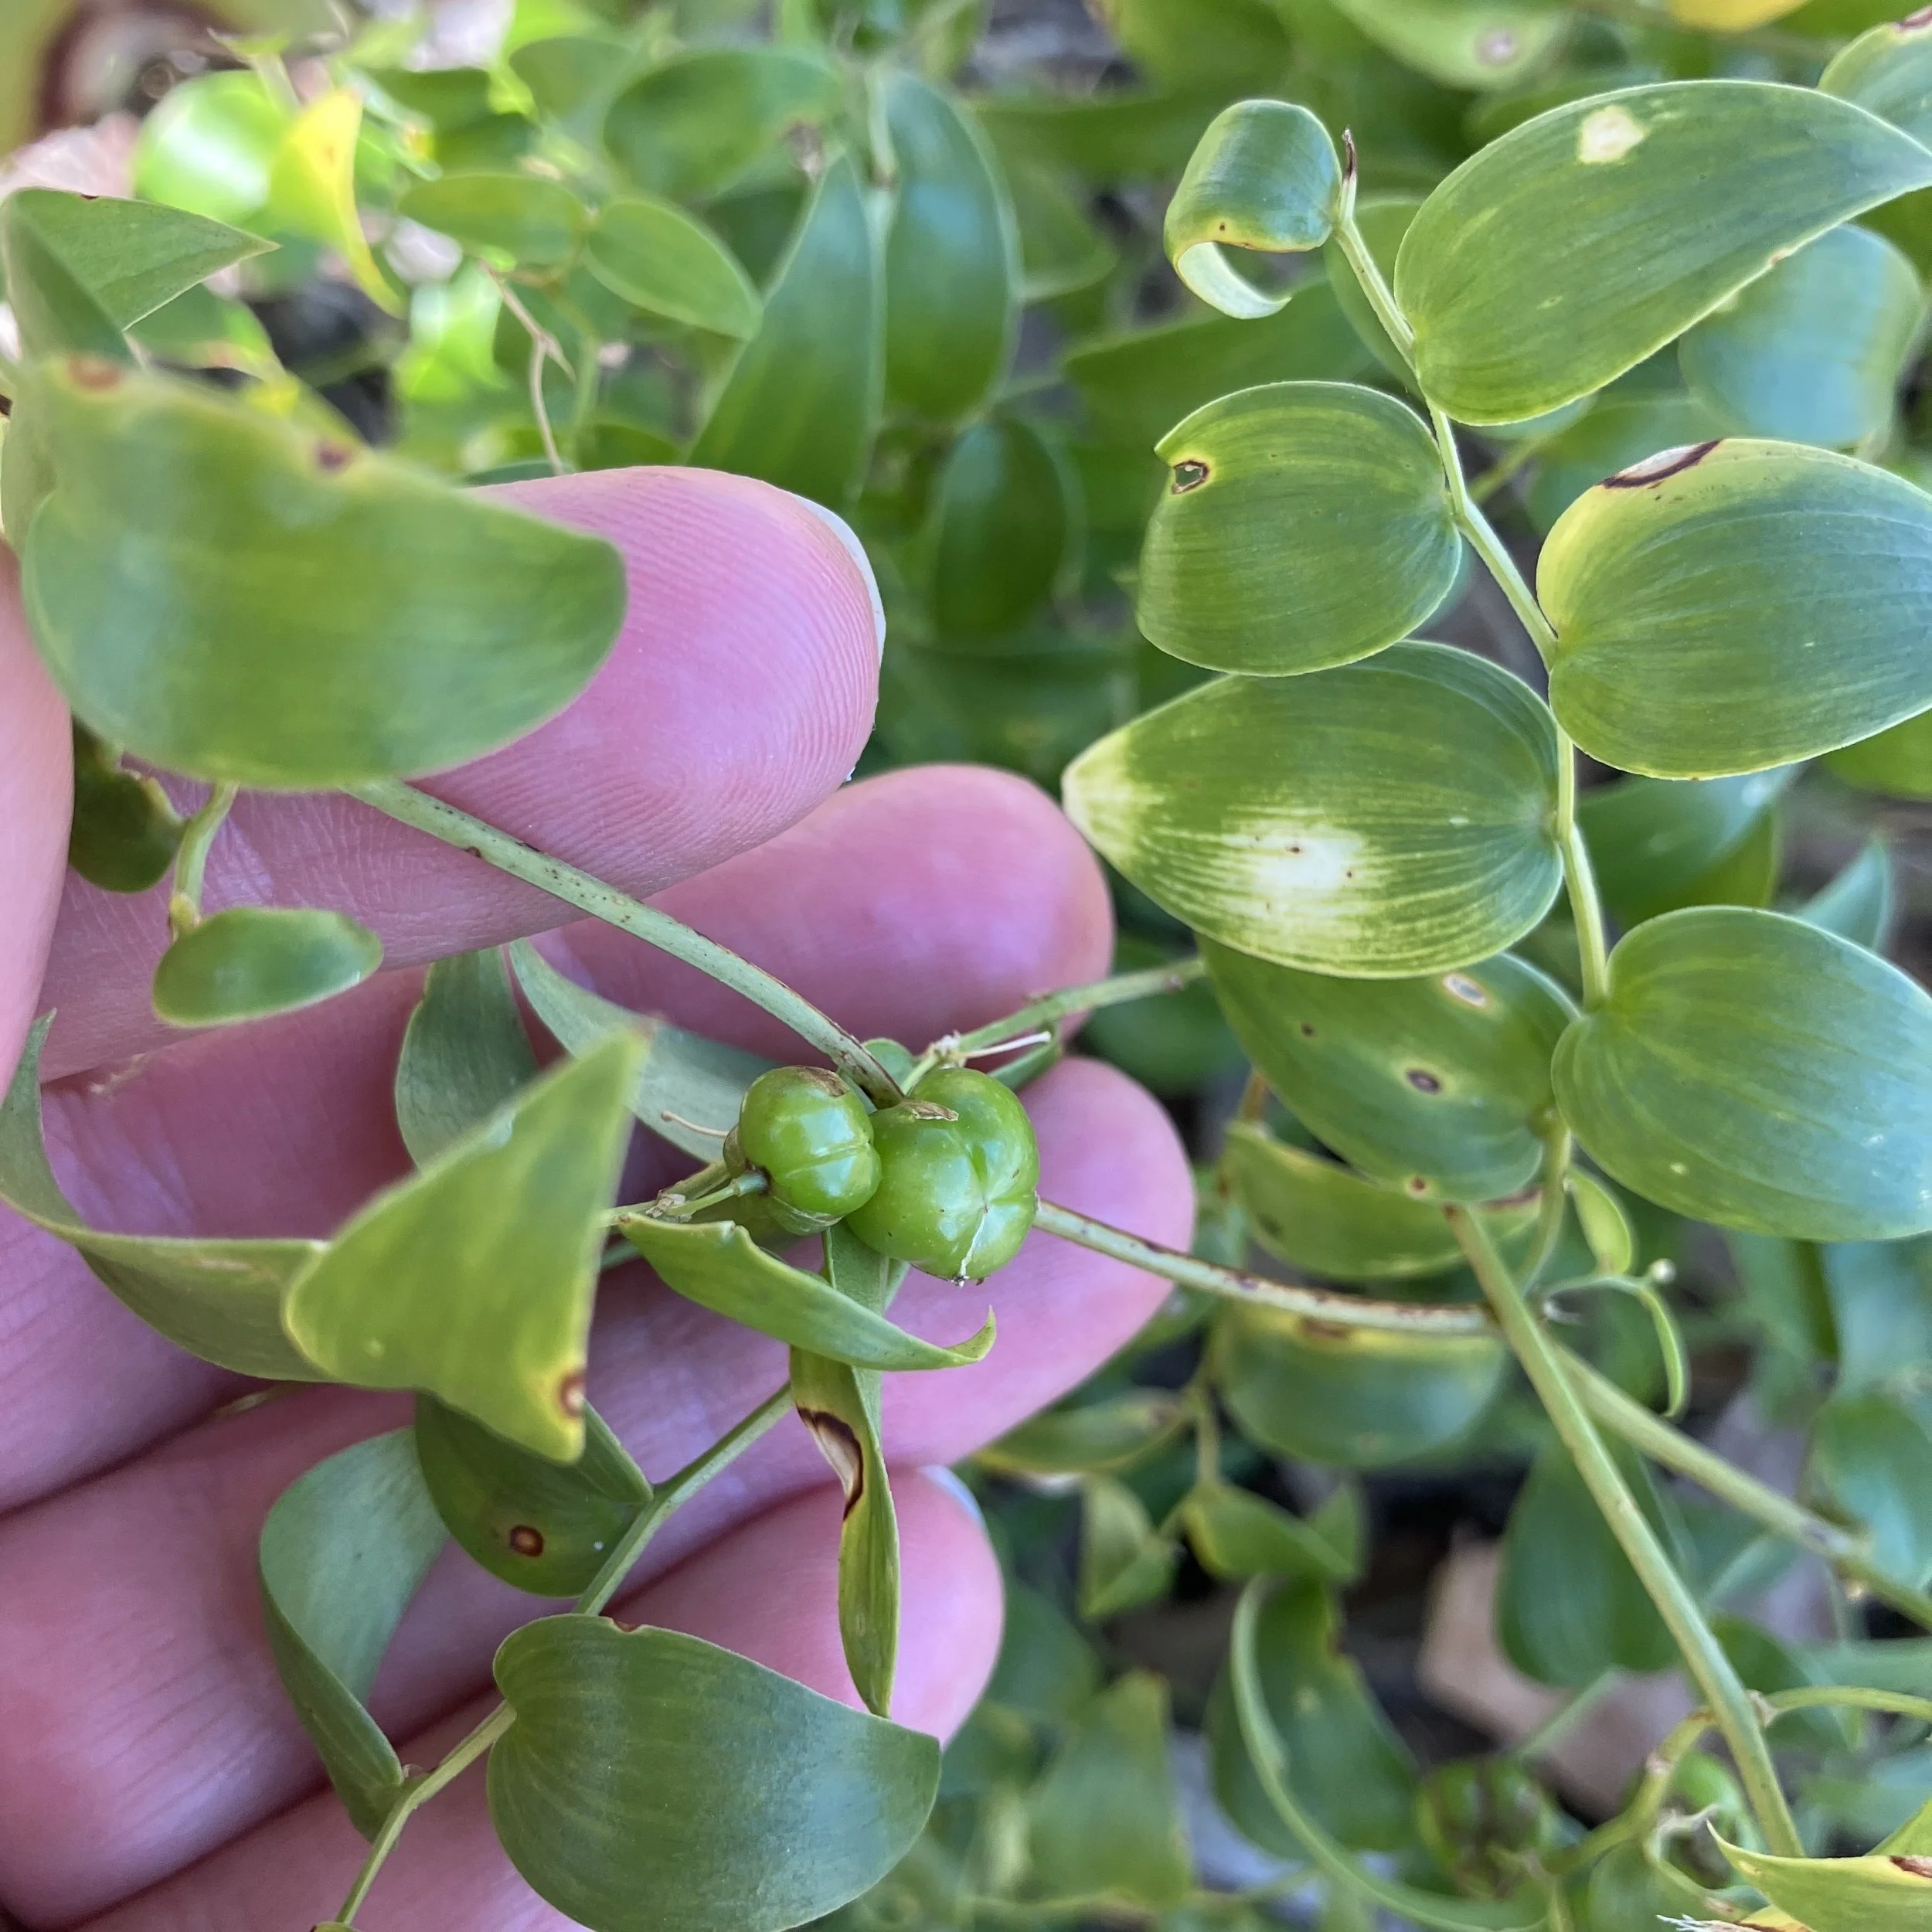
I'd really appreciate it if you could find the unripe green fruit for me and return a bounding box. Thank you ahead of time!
[845,1066,1039,1281]
[1416,1757,1563,1900]
[733,1066,881,1236]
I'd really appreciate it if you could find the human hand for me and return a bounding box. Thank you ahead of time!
[0,468,1193,1930]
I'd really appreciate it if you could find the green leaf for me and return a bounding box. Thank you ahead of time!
[266,87,396,312]
[133,69,291,224]
[14,359,626,789]
[1811,1393,1932,1589]
[1540,438,1932,776]
[1496,1435,1680,1686]
[1209,1577,1417,1854]
[603,49,842,201]
[258,1430,447,1837]
[1094,0,1293,94]
[489,1616,939,1932]
[1064,644,1562,976]
[1720,1838,1932,1932]
[617,1216,995,1371]
[979,1391,1185,1476]
[1569,1171,1635,1277]
[396,948,539,1168]
[1137,382,1461,678]
[1078,1473,1178,1619]
[1028,1672,1191,1906]
[1213,1303,1507,1468]
[791,1221,905,1717]
[1205,942,1574,1202]
[1828,709,1932,800]
[1801,840,1896,953]
[1822,1237,1932,1399]
[883,73,1016,422]
[1007,155,1117,301]
[0,189,269,357]
[1395,80,1932,423]
[1578,768,1793,928]
[66,725,182,893]
[1679,224,1923,448]
[1822,14,1932,146]
[151,907,383,1028]
[414,1393,649,1597]
[1224,1123,1540,1281]
[286,1036,642,1460]
[0,1017,324,1379]
[1523,393,1723,531]
[922,416,1070,637]
[1552,907,1932,1240]
[1163,100,1339,318]
[0,199,130,364]
[1328,0,1569,90]
[1182,1481,1360,1584]
[396,169,586,269]
[690,152,880,512]
[509,940,774,1161]
[584,195,761,338]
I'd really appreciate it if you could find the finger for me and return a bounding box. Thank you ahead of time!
[34,466,884,1081]
[0,1058,1185,1921]
[0,549,71,1088]
[77,1474,1002,1932]
[0,763,1112,1512]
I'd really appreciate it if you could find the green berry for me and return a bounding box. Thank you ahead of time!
[1416,1757,1562,1900]
[845,1066,1039,1281]
[733,1066,880,1236]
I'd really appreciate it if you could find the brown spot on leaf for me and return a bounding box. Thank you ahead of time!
[509,1525,546,1557]
[315,440,353,472]
[1298,1022,1316,1038]
[1299,1318,1355,1342]
[1171,458,1209,494]
[69,354,123,391]
[1405,1177,1431,1196]
[1441,972,1489,1009]
[1342,128,1358,183]
[1893,1855,1932,1878]
[1406,1067,1443,1094]
[1604,440,1719,488]
[557,1369,587,1417]
[801,1409,865,1516]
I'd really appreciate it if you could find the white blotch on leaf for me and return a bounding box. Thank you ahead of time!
[1577,106,1646,165]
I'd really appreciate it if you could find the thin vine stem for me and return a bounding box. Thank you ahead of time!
[347,780,903,1106]
[337,1702,515,1921]
[1033,1199,1496,1337]
[1554,750,1612,1008]
[167,781,238,937]
[918,957,1206,1076]
[1448,1207,1802,1858]
[1568,1352,1932,1629]
[575,1385,792,1616]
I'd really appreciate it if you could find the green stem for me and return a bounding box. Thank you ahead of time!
[1428,402,1557,668]
[928,957,1206,1066]
[1332,195,1417,368]
[1567,1352,1932,1630]
[1523,1124,1573,1287]
[1511,1668,1616,1765]
[347,781,903,1106]
[1033,1199,1495,1337]
[575,1386,792,1616]
[632,1172,767,1220]
[1448,1207,1802,1859]
[337,1703,515,1922]
[1555,750,1611,1009]
[167,782,239,937]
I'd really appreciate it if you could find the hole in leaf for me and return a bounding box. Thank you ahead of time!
[1170,459,1210,494]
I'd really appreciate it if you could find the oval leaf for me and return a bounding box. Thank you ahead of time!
[980,1391,1184,1477]
[396,947,539,1168]
[1079,1474,1179,1620]
[883,73,1017,422]
[259,1430,447,1837]
[151,906,383,1028]
[1553,907,1932,1240]
[1064,643,1563,976]
[0,1016,323,1378]
[489,1616,939,1932]
[1163,100,1340,319]
[1541,438,1932,776]
[1827,709,1932,800]
[617,1216,995,1372]
[1801,839,1896,952]
[1183,1481,1361,1585]
[134,69,290,224]
[396,168,585,269]
[1721,1839,1932,1932]
[286,1036,643,1460]
[1225,1124,1540,1281]
[1810,1393,1932,1590]
[585,195,761,338]
[1138,382,1460,677]
[1395,80,1932,423]
[414,1393,649,1597]
[1679,223,1924,449]
[16,359,626,788]
[1213,1303,1507,1468]
[1823,15,1932,145]
[66,726,182,893]
[924,415,1071,636]
[1205,943,1574,1202]
[266,87,396,312]
[1328,0,1568,90]
[689,152,880,512]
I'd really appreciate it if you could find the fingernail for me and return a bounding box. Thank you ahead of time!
[798,498,886,661]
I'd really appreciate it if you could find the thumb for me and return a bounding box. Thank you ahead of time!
[0,550,71,1084]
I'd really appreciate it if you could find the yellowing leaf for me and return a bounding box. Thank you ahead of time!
[267,88,399,312]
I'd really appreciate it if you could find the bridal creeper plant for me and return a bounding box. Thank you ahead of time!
[6,0,1932,1927]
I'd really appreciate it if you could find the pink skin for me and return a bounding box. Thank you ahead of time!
[0,468,1195,1929]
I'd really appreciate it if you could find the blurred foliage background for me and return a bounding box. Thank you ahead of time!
[4,0,1932,1925]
